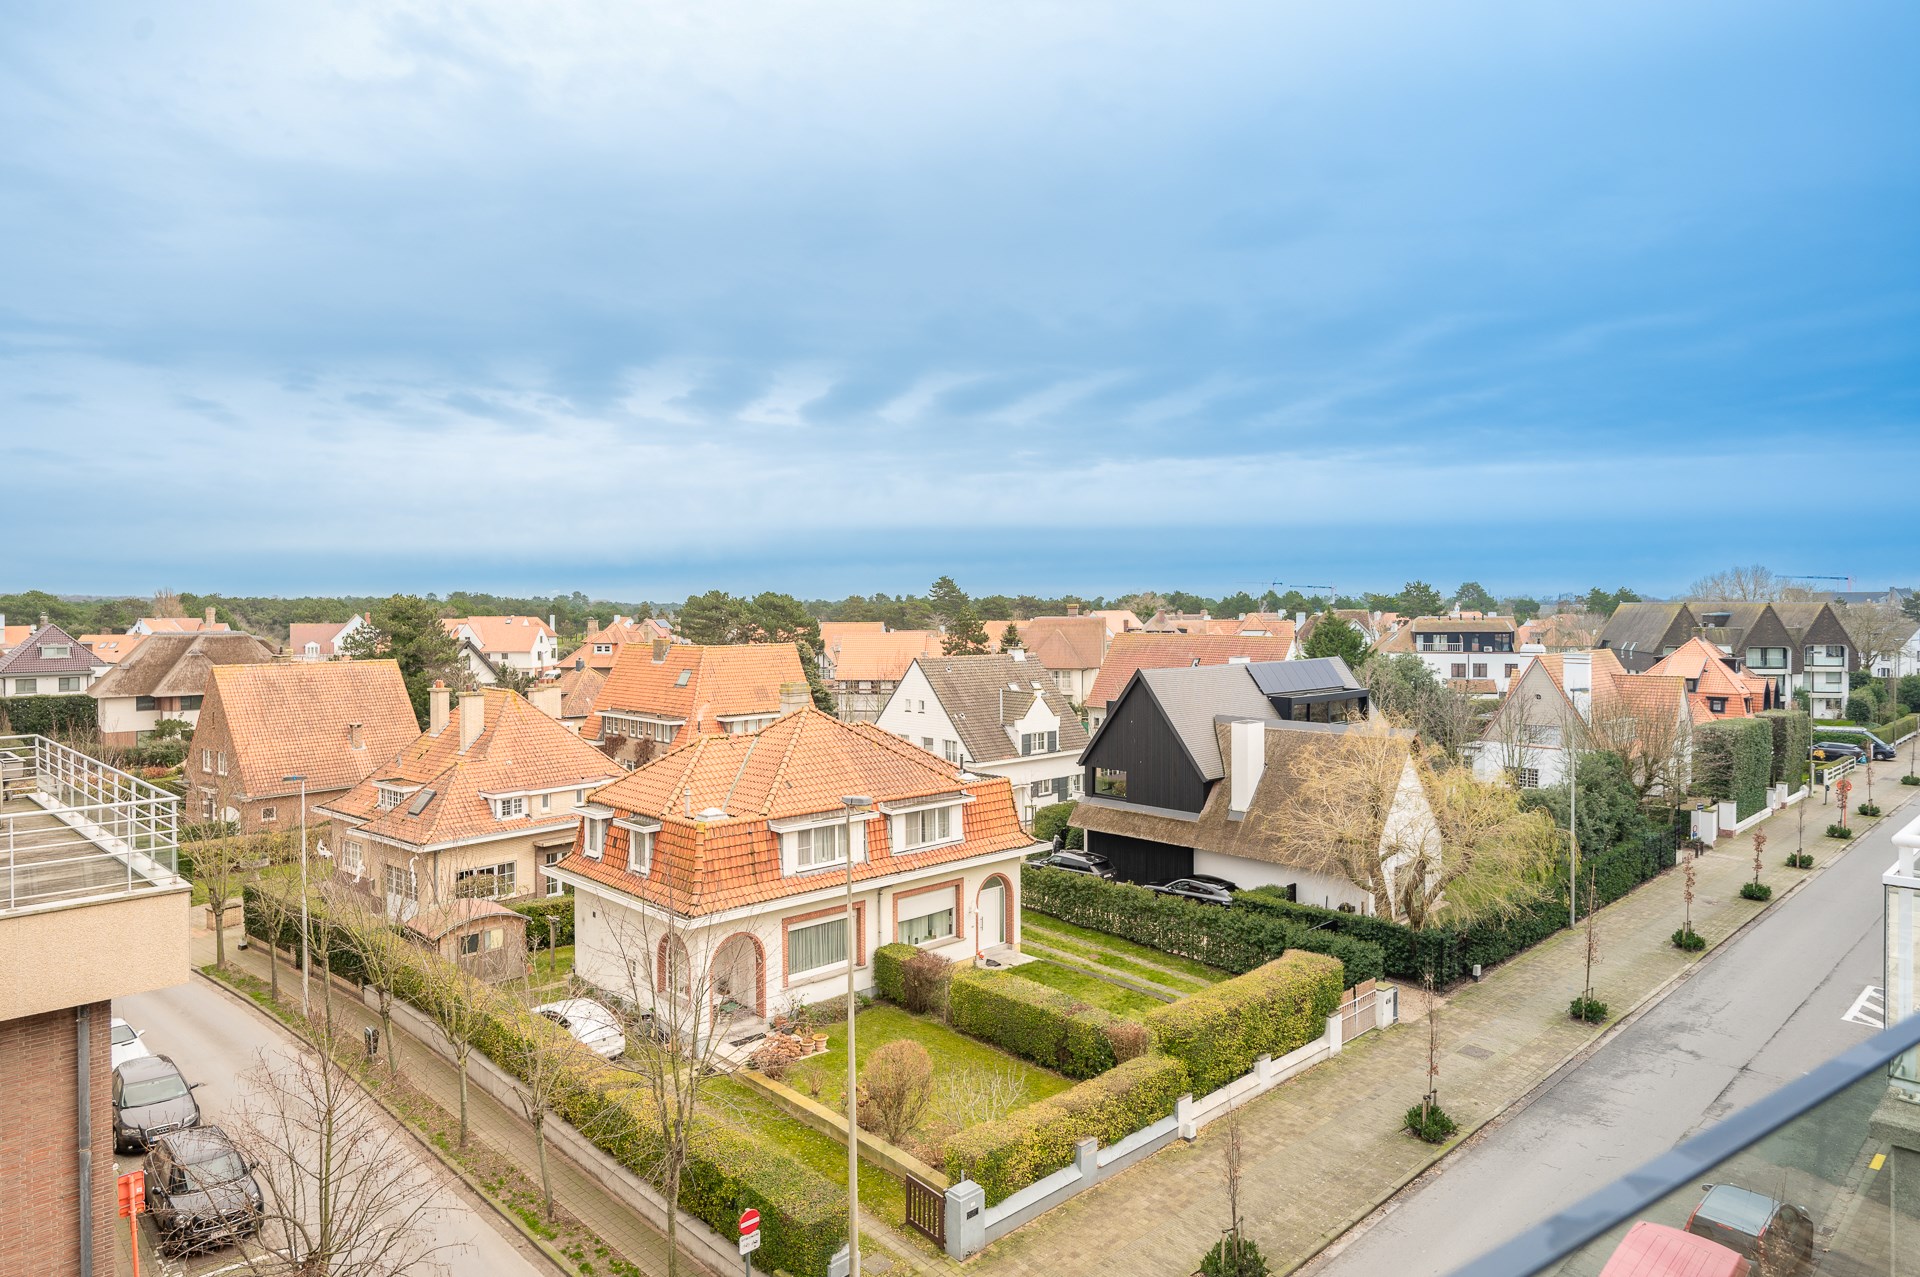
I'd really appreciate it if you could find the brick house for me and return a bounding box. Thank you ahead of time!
[86,631,277,746]
[559,615,676,675]
[983,610,1113,707]
[587,639,811,765]
[0,621,108,698]
[184,660,420,831]
[441,615,560,676]
[317,686,625,924]
[551,708,1042,1044]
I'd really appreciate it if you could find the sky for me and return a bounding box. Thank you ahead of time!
[3,2,1917,604]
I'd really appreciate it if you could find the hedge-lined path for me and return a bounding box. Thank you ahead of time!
[1019,913,1228,994]
[967,778,1919,1277]
[1016,939,1185,1002]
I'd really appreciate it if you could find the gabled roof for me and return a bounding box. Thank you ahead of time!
[912,652,1090,765]
[1135,664,1284,780]
[1,625,35,656]
[0,623,99,677]
[322,688,624,848]
[989,615,1109,671]
[443,615,555,655]
[287,619,358,658]
[1765,601,1840,643]
[1088,610,1144,636]
[200,661,419,800]
[557,708,1035,916]
[1085,631,1298,709]
[822,630,943,683]
[77,633,146,664]
[1646,638,1771,720]
[137,616,229,633]
[588,642,807,739]
[87,632,276,699]
[561,617,674,673]
[1597,602,1693,657]
[819,621,887,650]
[556,662,606,720]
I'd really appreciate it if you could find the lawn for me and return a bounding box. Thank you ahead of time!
[782,1004,1072,1116]
[1022,911,1231,994]
[528,943,573,988]
[1014,958,1165,1017]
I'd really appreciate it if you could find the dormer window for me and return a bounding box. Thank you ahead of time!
[900,805,957,850]
[594,643,614,654]
[493,795,527,819]
[40,644,70,659]
[1019,731,1059,757]
[793,823,849,869]
[628,829,654,875]
[1707,697,1727,714]
[584,814,608,860]
[376,784,407,810]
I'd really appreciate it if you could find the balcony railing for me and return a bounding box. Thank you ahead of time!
[0,734,181,913]
[1448,1009,1920,1276]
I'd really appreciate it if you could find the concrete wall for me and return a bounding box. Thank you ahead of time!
[0,889,190,1021]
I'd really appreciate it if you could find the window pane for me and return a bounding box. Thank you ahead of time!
[789,917,848,973]
[900,906,954,945]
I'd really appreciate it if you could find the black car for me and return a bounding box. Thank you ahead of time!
[1145,877,1236,907]
[113,1054,201,1152]
[1685,1182,1814,1276]
[1810,740,1866,762]
[143,1126,264,1256]
[1028,849,1117,880]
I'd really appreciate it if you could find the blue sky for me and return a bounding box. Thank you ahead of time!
[4,2,1916,603]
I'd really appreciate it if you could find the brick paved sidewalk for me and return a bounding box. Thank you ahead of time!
[967,768,1918,1277]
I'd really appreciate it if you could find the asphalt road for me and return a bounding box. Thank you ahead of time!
[1311,796,1911,1277]
[114,974,550,1277]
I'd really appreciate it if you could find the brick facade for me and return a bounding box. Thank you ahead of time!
[0,1002,115,1277]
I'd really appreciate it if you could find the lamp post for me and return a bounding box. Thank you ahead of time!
[840,794,873,1277]
[284,774,310,1020]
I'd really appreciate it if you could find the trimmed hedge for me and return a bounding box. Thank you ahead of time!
[0,694,97,735]
[1020,867,1383,987]
[948,966,1132,1079]
[1694,718,1773,820]
[944,1052,1190,1204]
[507,897,575,950]
[1031,801,1084,849]
[874,942,915,1004]
[243,886,847,1274]
[1877,713,1918,744]
[1758,710,1812,785]
[1143,952,1341,1094]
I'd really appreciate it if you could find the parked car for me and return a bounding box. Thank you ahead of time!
[1186,873,1241,893]
[142,1126,264,1256]
[1028,849,1116,880]
[1817,726,1898,760]
[1809,741,1866,762]
[110,1016,151,1070]
[1145,877,1236,907]
[1684,1183,1814,1276]
[113,1055,202,1152]
[1600,1220,1750,1276]
[534,997,626,1058]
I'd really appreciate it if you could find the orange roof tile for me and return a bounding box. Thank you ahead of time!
[819,630,943,683]
[199,661,421,799]
[556,709,1037,916]
[587,642,808,740]
[1086,631,1297,708]
[77,633,147,663]
[562,617,675,672]
[442,615,556,654]
[995,615,1110,671]
[1646,637,1772,720]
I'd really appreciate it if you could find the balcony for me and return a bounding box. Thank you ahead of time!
[1,735,190,1021]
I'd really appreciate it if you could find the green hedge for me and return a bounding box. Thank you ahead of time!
[944,1053,1190,1204]
[1693,718,1773,820]
[1031,801,1084,849]
[506,897,575,950]
[1020,867,1383,987]
[948,966,1132,1079]
[1143,952,1342,1094]
[242,885,847,1274]
[0,694,97,735]
[873,941,915,1005]
[1877,713,1919,744]
[1757,710,1812,785]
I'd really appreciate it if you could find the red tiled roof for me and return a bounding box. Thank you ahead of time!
[201,661,420,799]
[586,642,807,740]
[288,620,356,658]
[443,615,555,655]
[994,616,1109,671]
[1647,637,1772,720]
[77,633,146,663]
[556,708,1035,916]
[1086,631,1297,708]
[821,630,943,683]
[562,617,675,672]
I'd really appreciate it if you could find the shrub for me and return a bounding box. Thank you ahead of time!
[1200,1234,1270,1277]
[873,942,915,1005]
[126,735,187,768]
[1103,1018,1152,1064]
[859,1040,935,1145]
[1739,881,1772,902]
[1672,927,1706,951]
[507,897,575,950]
[944,1053,1189,1203]
[1878,713,1918,743]
[901,949,954,1016]
[1022,867,1384,987]
[1826,824,1856,840]
[1858,802,1882,818]
[1404,1103,1457,1144]
[1694,718,1774,820]
[1786,853,1814,869]
[0,693,96,736]
[1142,952,1342,1094]
[1847,684,1885,724]
[1031,801,1084,849]
[1903,775,1920,786]
[1757,710,1812,785]
[947,967,1128,1078]
[1569,996,1609,1023]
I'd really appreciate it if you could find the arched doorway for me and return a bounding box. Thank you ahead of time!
[709,932,766,1022]
[978,875,1011,949]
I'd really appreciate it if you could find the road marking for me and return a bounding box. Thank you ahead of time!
[1871,1153,1886,1171]
[1843,985,1885,1028]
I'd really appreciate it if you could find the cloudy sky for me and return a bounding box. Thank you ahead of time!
[4,2,1915,602]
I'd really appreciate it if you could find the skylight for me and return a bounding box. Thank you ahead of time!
[675,669,691,686]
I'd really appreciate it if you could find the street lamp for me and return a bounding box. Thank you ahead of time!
[284,774,310,1020]
[840,794,873,1277]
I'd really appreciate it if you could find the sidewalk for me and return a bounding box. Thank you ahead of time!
[189,927,713,1277]
[968,766,1919,1277]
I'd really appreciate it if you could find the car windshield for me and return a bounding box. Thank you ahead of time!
[121,1072,189,1106]
[111,1023,138,1045]
[182,1151,248,1187]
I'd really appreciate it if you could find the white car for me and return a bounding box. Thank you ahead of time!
[110,1017,151,1070]
[533,998,625,1059]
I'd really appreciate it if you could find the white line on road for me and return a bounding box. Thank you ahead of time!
[1842,984,1885,1028]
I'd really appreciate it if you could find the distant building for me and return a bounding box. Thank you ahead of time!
[131,609,230,635]
[1373,616,1522,695]
[287,615,366,661]
[1083,631,1299,731]
[441,615,559,675]
[817,629,944,722]
[587,640,811,767]
[0,621,108,698]
[559,615,675,675]
[87,631,277,746]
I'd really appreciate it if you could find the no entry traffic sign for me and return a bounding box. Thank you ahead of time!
[739,1207,761,1236]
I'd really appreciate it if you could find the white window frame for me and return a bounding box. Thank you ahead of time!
[584,816,607,860]
[384,864,417,903]
[898,888,958,946]
[57,676,82,693]
[787,915,850,976]
[494,795,527,819]
[897,804,960,852]
[455,861,517,900]
[791,822,851,871]
[543,849,568,896]
[342,839,366,876]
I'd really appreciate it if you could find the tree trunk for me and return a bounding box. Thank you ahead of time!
[380,999,396,1076]
[213,902,227,969]
[458,1052,470,1149]
[664,1151,683,1277]
[536,1113,553,1221]
[267,921,280,999]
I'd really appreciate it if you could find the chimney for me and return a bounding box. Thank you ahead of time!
[587,617,599,639]
[429,681,451,736]
[1563,651,1594,719]
[348,721,364,750]
[1229,720,1268,816]
[778,681,811,715]
[38,612,49,628]
[459,692,485,752]
[652,638,670,663]
[574,657,585,671]
[1295,611,1307,627]
[1066,602,1080,616]
[205,606,217,628]
[529,682,563,720]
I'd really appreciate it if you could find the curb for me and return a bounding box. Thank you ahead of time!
[193,965,581,1277]
[1286,786,1915,1275]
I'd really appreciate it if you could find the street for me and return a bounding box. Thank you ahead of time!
[1311,789,1911,1277]
[113,974,551,1277]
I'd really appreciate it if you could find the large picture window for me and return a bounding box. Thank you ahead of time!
[788,916,849,975]
[899,896,956,945]
[455,862,516,899]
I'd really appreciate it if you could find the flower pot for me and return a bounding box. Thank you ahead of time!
[812,1032,829,1053]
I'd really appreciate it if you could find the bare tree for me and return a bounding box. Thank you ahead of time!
[1580,868,1601,1009]
[1585,683,1692,811]
[249,878,302,1004]
[501,994,596,1223]
[228,1043,456,1277]
[1838,603,1912,695]
[1687,565,1795,602]
[419,960,496,1149]
[192,825,277,972]
[326,883,415,1077]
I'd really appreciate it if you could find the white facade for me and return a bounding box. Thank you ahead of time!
[96,694,205,740]
[876,663,1083,823]
[1407,647,1528,695]
[2,670,102,697]
[1190,849,1369,912]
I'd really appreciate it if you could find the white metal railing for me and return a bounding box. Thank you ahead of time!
[0,735,180,912]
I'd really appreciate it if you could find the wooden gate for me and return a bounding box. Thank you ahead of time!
[903,1172,946,1246]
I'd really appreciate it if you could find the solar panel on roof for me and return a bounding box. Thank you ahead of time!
[405,787,436,815]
